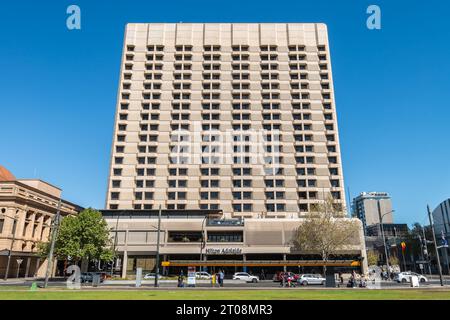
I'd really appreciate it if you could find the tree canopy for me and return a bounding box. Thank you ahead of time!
[39,208,114,263]
[292,197,362,274]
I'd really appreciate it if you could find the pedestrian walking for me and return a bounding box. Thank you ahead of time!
[177,272,184,288]
[219,270,224,287]
[215,272,220,287]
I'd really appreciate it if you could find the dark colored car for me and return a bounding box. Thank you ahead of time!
[80,272,105,283]
[273,272,300,282]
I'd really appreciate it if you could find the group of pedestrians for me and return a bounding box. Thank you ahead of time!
[345,270,367,288]
[212,270,225,287]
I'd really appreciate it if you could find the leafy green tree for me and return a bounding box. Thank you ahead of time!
[38,208,115,267]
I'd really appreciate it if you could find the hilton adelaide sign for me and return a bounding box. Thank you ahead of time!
[205,248,243,255]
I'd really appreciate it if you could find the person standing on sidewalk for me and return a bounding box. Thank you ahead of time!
[219,270,224,287]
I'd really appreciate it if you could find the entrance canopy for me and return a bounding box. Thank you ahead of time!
[163,260,360,267]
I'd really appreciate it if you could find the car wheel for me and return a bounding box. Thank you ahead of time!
[420,278,426,283]
[321,281,325,285]
[301,281,308,286]
[252,278,257,283]
[401,278,407,283]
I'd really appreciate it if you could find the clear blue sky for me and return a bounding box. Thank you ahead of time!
[1,1,449,226]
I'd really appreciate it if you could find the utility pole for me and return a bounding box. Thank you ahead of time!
[439,230,450,276]
[427,205,444,286]
[111,212,121,277]
[4,215,17,281]
[44,200,62,288]
[421,225,432,277]
[199,215,207,272]
[377,200,391,279]
[154,205,162,288]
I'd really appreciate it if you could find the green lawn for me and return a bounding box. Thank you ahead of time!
[0,289,450,300]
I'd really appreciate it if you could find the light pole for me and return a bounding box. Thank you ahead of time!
[427,205,444,286]
[377,200,394,280]
[154,205,162,288]
[16,259,23,279]
[199,215,207,272]
[3,214,18,281]
[44,200,61,288]
[111,211,121,277]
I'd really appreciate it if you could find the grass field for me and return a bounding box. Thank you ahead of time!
[0,289,450,300]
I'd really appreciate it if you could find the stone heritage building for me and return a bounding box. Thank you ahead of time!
[102,23,367,276]
[0,166,81,279]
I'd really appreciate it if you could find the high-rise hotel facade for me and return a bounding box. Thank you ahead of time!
[103,23,366,277]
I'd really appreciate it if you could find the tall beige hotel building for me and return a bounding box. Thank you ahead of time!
[104,23,366,277]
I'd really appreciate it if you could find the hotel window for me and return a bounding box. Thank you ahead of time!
[308,180,317,187]
[332,192,341,200]
[116,146,125,153]
[208,231,243,243]
[169,231,202,243]
[297,179,306,187]
[298,203,308,211]
[0,218,4,234]
[331,180,340,187]
[112,180,121,188]
[110,192,120,200]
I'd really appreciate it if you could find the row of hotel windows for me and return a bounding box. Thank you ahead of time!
[129,44,326,52]
[109,201,339,211]
[111,178,340,189]
[121,155,339,166]
[127,44,326,52]
[141,53,326,62]
[128,82,329,91]
[138,63,328,72]
[120,102,330,112]
[110,203,322,211]
[131,92,330,100]
[123,71,329,81]
[112,167,340,177]
[167,231,243,243]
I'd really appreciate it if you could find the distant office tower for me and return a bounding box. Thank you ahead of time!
[106,23,346,218]
[352,192,393,231]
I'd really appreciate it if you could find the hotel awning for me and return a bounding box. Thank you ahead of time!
[163,260,360,267]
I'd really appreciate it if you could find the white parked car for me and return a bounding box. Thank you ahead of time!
[195,271,212,279]
[143,273,162,279]
[394,272,427,283]
[233,272,259,283]
[298,274,326,286]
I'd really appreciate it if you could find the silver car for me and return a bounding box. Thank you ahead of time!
[233,272,259,283]
[298,274,326,286]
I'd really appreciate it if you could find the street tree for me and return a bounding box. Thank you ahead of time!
[38,208,115,272]
[292,196,362,276]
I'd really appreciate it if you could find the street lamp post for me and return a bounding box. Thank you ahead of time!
[154,205,162,288]
[16,258,23,279]
[3,214,18,281]
[111,211,121,277]
[427,205,444,286]
[199,216,207,272]
[44,200,62,288]
[377,201,394,280]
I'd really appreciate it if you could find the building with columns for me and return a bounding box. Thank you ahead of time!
[0,166,82,279]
